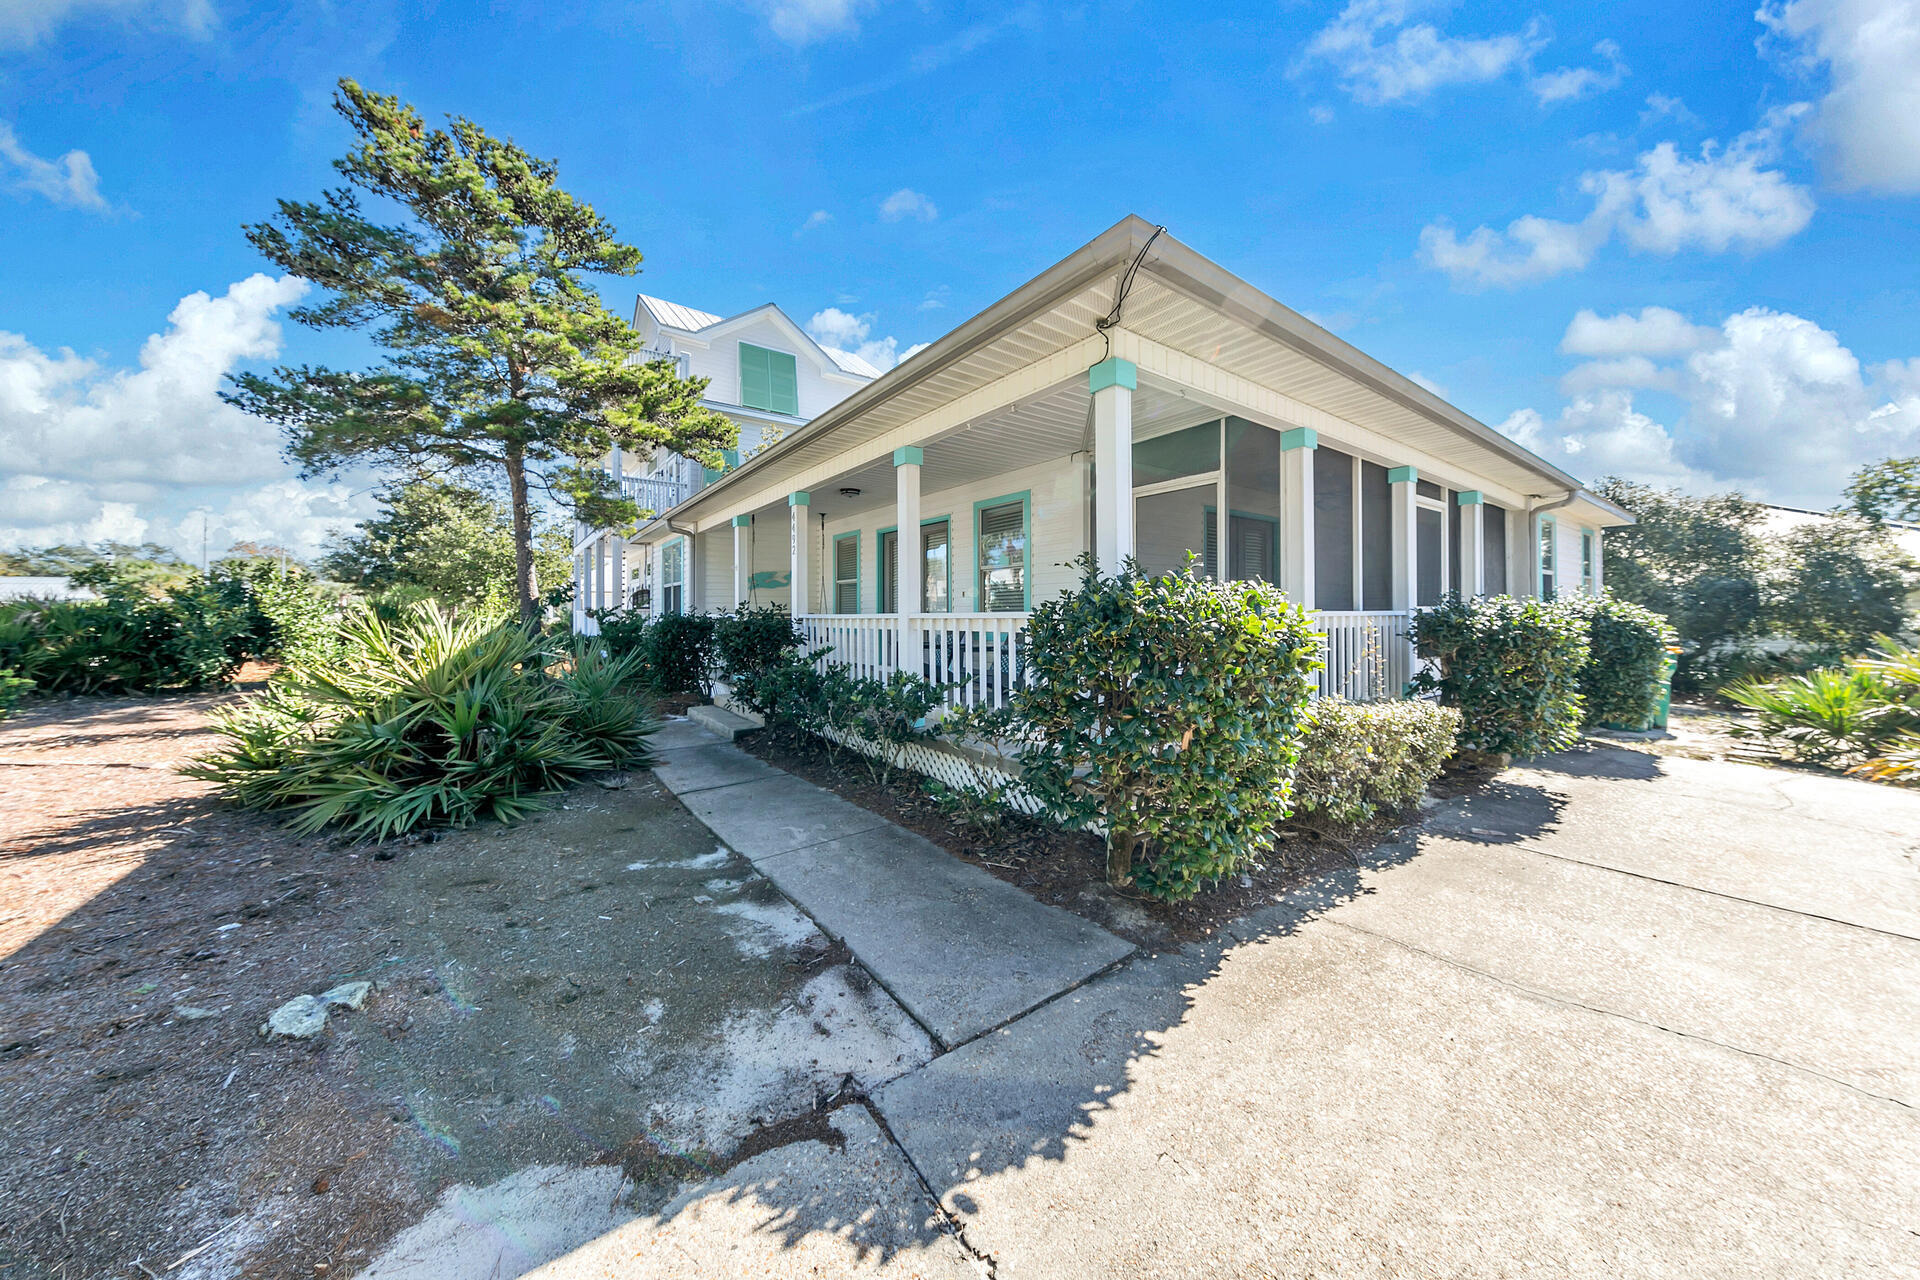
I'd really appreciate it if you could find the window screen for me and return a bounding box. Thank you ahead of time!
[1229,515,1276,583]
[833,534,859,614]
[1484,503,1508,594]
[1360,461,1392,610]
[922,520,950,612]
[977,501,1027,611]
[1135,485,1215,579]
[1417,507,1443,607]
[878,529,898,613]
[1314,447,1355,611]
[739,343,799,416]
[1132,421,1220,487]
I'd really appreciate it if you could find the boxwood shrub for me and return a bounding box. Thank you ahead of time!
[1290,699,1460,833]
[715,605,804,688]
[1564,594,1677,729]
[594,609,718,699]
[1411,595,1589,758]
[1012,557,1321,902]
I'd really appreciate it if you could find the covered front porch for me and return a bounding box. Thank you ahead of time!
[627,218,1615,712]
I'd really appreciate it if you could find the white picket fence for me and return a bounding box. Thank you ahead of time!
[1312,610,1414,702]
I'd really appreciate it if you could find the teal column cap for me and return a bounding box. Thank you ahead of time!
[1280,427,1318,452]
[892,446,924,467]
[1087,357,1138,393]
[1455,489,1484,506]
[1388,465,1418,484]
[731,514,753,527]
[788,491,811,507]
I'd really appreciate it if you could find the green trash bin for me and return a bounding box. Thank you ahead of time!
[1650,650,1677,731]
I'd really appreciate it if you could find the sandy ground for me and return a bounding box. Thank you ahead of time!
[0,698,932,1278]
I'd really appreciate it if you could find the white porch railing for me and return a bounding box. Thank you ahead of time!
[798,613,1031,710]
[620,473,691,514]
[1312,611,1413,702]
[793,609,1413,709]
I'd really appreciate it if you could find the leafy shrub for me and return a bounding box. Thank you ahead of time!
[0,561,336,694]
[1011,558,1320,902]
[736,646,944,787]
[593,609,718,699]
[187,602,658,838]
[715,606,804,688]
[1411,595,1590,759]
[1289,699,1460,833]
[1561,593,1677,729]
[0,668,31,721]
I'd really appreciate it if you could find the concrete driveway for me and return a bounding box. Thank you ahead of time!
[538,744,1920,1278]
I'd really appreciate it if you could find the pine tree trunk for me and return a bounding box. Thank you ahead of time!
[504,444,538,623]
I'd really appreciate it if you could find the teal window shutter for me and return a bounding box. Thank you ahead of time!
[739,343,772,410]
[769,350,798,416]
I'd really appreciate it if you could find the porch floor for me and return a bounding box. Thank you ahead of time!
[649,718,1136,1049]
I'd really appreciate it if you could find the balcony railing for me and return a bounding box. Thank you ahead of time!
[619,474,691,515]
[636,348,692,378]
[793,609,1414,709]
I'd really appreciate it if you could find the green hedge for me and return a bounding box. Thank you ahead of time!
[715,606,804,688]
[1565,594,1677,729]
[1290,699,1461,833]
[1012,558,1321,902]
[1411,595,1589,758]
[594,609,718,699]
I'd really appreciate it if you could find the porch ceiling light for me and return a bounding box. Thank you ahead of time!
[839,487,862,497]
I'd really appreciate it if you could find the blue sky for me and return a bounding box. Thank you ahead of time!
[2,0,1917,556]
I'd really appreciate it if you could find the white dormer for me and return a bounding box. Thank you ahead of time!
[632,294,875,424]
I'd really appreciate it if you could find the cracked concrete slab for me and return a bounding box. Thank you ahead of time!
[755,825,1137,1048]
[524,1107,979,1279]
[1433,747,1920,938]
[877,919,1920,1279]
[675,773,893,861]
[648,741,784,794]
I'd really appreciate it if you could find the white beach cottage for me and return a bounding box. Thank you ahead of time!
[589,216,1629,706]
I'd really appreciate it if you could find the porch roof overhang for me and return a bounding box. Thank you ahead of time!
[634,215,1608,541]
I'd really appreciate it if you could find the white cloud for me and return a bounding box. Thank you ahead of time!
[1299,0,1547,105]
[804,307,916,373]
[752,0,876,45]
[0,0,214,47]
[1309,104,1337,124]
[0,123,106,211]
[1560,306,1720,357]
[0,274,375,560]
[794,209,831,236]
[1761,0,1920,192]
[1639,91,1697,126]
[877,188,937,222]
[1529,39,1628,105]
[1499,305,1920,504]
[1420,109,1814,287]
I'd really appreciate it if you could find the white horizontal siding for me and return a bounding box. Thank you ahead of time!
[815,453,1087,614]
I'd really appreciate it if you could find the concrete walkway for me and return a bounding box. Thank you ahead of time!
[612,736,1920,1278]
[648,718,1135,1049]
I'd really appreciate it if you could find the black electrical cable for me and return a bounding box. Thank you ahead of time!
[1094,223,1167,361]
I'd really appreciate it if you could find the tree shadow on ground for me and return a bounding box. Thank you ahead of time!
[1521,742,1665,782]
[601,771,1580,1272]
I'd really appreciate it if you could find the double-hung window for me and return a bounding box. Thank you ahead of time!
[976,498,1027,612]
[660,539,686,615]
[1580,530,1596,595]
[1538,517,1557,601]
[833,532,860,614]
[739,343,799,416]
[877,520,951,613]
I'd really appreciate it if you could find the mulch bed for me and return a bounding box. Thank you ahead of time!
[739,727,1490,949]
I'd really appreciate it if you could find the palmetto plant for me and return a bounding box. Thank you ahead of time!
[187,602,657,838]
[1722,636,1920,770]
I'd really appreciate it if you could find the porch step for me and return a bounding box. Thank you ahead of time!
[687,703,760,741]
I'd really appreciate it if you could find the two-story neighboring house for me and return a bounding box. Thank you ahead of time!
[571,296,877,631]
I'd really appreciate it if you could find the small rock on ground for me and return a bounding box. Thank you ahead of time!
[262,994,329,1039]
[321,981,373,1010]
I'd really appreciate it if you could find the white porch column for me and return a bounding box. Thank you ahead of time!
[649,542,664,619]
[788,491,812,615]
[611,537,627,612]
[894,448,923,663]
[590,535,604,615]
[1089,357,1135,574]
[1389,466,1419,611]
[731,515,751,609]
[1456,490,1486,597]
[1279,428,1316,609]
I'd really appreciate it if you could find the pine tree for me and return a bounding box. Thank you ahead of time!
[225,79,734,619]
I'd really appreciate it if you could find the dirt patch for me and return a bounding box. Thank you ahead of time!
[0,697,932,1280]
[739,726,1463,948]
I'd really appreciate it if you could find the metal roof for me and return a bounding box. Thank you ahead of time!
[636,294,724,332]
